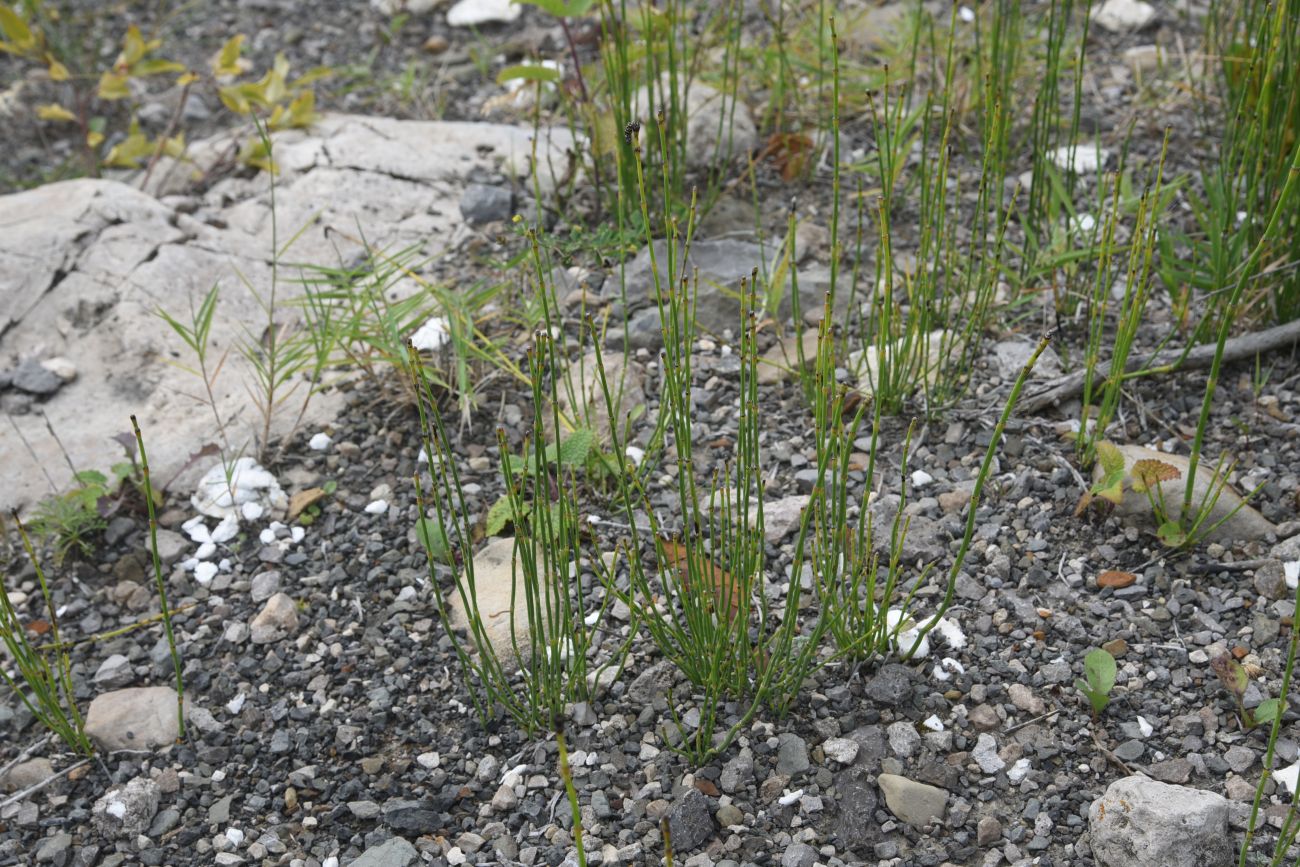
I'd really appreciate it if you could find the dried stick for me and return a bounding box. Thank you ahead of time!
[1019,318,1300,414]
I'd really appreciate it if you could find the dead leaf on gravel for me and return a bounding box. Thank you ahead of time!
[1097,570,1137,589]
[288,487,327,521]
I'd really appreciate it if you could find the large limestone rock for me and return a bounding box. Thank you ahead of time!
[1089,775,1232,867]
[0,115,575,514]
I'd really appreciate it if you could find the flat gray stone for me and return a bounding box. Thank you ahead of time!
[877,773,948,828]
[84,686,186,752]
[349,836,418,867]
[1089,775,1231,867]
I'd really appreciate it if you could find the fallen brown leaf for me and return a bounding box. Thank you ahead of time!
[288,487,328,521]
[1097,570,1137,589]
[659,538,742,622]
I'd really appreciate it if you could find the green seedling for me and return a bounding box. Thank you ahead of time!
[1075,647,1117,718]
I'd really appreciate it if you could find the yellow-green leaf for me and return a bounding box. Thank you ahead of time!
[45,56,69,81]
[103,124,153,168]
[36,103,76,122]
[291,66,332,88]
[1096,441,1124,477]
[177,70,198,86]
[133,58,185,77]
[86,130,104,149]
[213,34,245,77]
[284,90,316,128]
[97,71,130,100]
[217,84,251,115]
[120,25,147,68]
[0,7,35,52]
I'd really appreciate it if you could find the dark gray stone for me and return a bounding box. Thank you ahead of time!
[627,659,677,705]
[667,788,714,852]
[834,766,880,850]
[864,664,916,705]
[10,359,62,395]
[459,184,513,225]
[776,733,810,777]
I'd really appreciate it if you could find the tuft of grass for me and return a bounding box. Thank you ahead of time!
[3,515,93,756]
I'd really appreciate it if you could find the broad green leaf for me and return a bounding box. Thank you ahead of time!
[218,83,252,115]
[513,0,594,16]
[1084,648,1116,695]
[291,66,333,88]
[36,103,76,122]
[74,469,108,488]
[103,122,154,168]
[497,63,562,86]
[1092,475,1124,506]
[1254,698,1281,726]
[558,429,594,466]
[485,495,515,536]
[284,90,316,128]
[415,515,451,563]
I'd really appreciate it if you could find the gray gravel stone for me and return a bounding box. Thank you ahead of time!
[776,733,810,776]
[350,836,418,867]
[1089,775,1232,867]
[667,788,714,852]
[459,183,513,225]
[834,766,880,849]
[91,777,160,838]
[10,359,63,395]
[781,842,818,867]
[721,749,755,793]
[864,664,915,705]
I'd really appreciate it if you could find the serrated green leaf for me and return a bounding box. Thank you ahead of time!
[1096,441,1124,476]
[485,495,515,536]
[558,429,594,466]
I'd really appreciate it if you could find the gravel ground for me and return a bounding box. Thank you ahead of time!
[1,310,1298,865]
